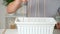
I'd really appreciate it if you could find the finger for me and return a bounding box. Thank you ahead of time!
[22,0,28,2]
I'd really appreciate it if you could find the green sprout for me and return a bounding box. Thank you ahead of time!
[3,0,14,6]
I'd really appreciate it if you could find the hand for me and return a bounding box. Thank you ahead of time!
[55,22,60,29]
[7,0,22,14]
[7,0,28,14]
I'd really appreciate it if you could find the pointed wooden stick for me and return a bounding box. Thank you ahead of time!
[2,29,7,34]
[44,0,46,17]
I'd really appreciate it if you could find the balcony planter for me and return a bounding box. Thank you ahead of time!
[15,17,56,34]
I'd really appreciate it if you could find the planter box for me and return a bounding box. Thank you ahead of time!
[15,17,56,34]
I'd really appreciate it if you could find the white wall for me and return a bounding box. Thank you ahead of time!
[28,0,60,17]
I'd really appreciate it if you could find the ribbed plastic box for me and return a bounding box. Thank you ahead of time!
[15,17,56,34]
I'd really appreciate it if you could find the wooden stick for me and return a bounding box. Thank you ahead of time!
[44,0,46,17]
[2,29,7,34]
[37,0,40,17]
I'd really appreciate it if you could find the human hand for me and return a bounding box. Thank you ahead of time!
[55,22,60,29]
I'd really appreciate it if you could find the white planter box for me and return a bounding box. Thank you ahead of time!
[15,17,57,34]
